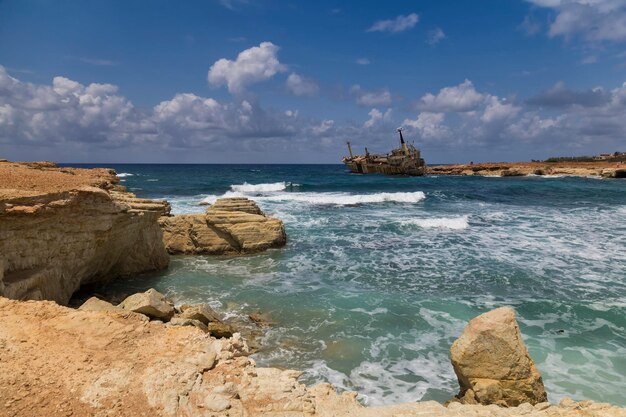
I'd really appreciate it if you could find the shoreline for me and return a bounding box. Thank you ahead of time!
[425,161,626,178]
[1,159,625,416]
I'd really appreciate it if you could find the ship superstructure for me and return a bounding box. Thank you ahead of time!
[342,128,426,176]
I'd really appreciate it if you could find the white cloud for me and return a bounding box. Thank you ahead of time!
[207,42,286,94]
[356,58,371,65]
[417,80,485,112]
[2,66,626,162]
[364,108,392,128]
[403,112,450,140]
[351,85,392,107]
[427,28,446,45]
[367,13,419,33]
[286,73,319,96]
[525,0,626,42]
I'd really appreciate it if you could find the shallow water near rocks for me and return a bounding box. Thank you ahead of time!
[69,164,626,407]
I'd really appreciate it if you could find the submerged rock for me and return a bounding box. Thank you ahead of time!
[159,197,286,255]
[119,288,175,321]
[450,306,547,406]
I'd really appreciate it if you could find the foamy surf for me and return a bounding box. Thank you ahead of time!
[401,215,469,230]
[200,191,426,207]
[230,182,288,192]
[117,172,133,177]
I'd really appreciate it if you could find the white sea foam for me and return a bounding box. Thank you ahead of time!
[230,181,288,192]
[401,215,469,230]
[200,191,426,207]
[117,172,133,177]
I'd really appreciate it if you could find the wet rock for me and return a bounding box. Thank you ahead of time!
[159,197,286,255]
[118,289,175,321]
[450,306,547,406]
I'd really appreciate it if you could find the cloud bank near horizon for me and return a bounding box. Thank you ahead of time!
[1,40,626,163]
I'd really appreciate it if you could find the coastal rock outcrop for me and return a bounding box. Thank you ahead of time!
[0,161,170,304]
[450,306,547,406]
[427,161,626,178]
[119,288,175,321]
[2,297,625,417]
[159,197,286,255]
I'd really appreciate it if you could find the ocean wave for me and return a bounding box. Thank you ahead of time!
[230,181,288,192]
[401,215,469,230]
[117,172,133,177]
[200,191,426,207]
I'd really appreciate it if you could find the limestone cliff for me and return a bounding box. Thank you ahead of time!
[160,197,287,255]
[0,161,170,304]
[1,297,624,417]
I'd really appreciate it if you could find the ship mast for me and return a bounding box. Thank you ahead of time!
[346,141,354,158]
[397,127,409,156]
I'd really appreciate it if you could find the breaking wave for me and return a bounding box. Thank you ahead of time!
[401,215,469,230]
[230,182,288,192]
[200,191,426,207]
[117,172,133,177]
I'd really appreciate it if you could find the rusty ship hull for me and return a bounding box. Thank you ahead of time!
[342,129,426,176]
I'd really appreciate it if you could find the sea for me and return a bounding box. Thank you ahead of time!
[66,163,626,406]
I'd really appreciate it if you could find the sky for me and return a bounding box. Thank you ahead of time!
[0,0,625,164]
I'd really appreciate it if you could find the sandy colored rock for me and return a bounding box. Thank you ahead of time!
[1,297,625,417]
[450,306,547,406]
[207,321,235,338]
[159,197,286,255]
[427,161,626,178]
[179,303,222,324]
[168,317,208,332]
[0,161,170,304]
[78,297,120,313]
[119,288,175,321]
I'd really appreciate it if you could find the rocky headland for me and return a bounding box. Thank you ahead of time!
[426,161,626,178]
[0,160,625,416]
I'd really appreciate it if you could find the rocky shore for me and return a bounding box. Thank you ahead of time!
[1,160,625,416]
[426,161,626,178]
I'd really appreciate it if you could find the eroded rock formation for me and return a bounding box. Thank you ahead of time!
[426,161,626,178]
[1,298,625,417]
[160,197,286,255]
[450,306,547,406]
[0,161,170,304]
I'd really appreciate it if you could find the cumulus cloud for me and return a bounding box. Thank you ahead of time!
[367,13,419,33]
[351,85,392,107]
[417,79,485,112]
[526,81,609,107]
[207,42,286,93]
[2,65,626,162]
[0,65,299,151]
[363,108,392,128]
[525,0,626,42]
[286,73,319,96]
[403,78,626,155]
[427,28,446,45]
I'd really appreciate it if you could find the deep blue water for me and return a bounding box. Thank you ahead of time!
[66,164,626,406]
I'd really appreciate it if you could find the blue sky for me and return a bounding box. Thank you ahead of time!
[1,0,625,163]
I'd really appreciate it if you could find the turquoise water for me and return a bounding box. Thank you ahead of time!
[73,164,626,406]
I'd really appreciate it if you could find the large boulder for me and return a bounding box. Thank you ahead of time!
[450,307,547,406]
[159,197,286,255]
[118,288,175,321]
[179,303,222,325]
[78,296,120,313]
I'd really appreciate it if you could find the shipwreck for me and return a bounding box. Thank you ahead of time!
[342,128,426,176]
